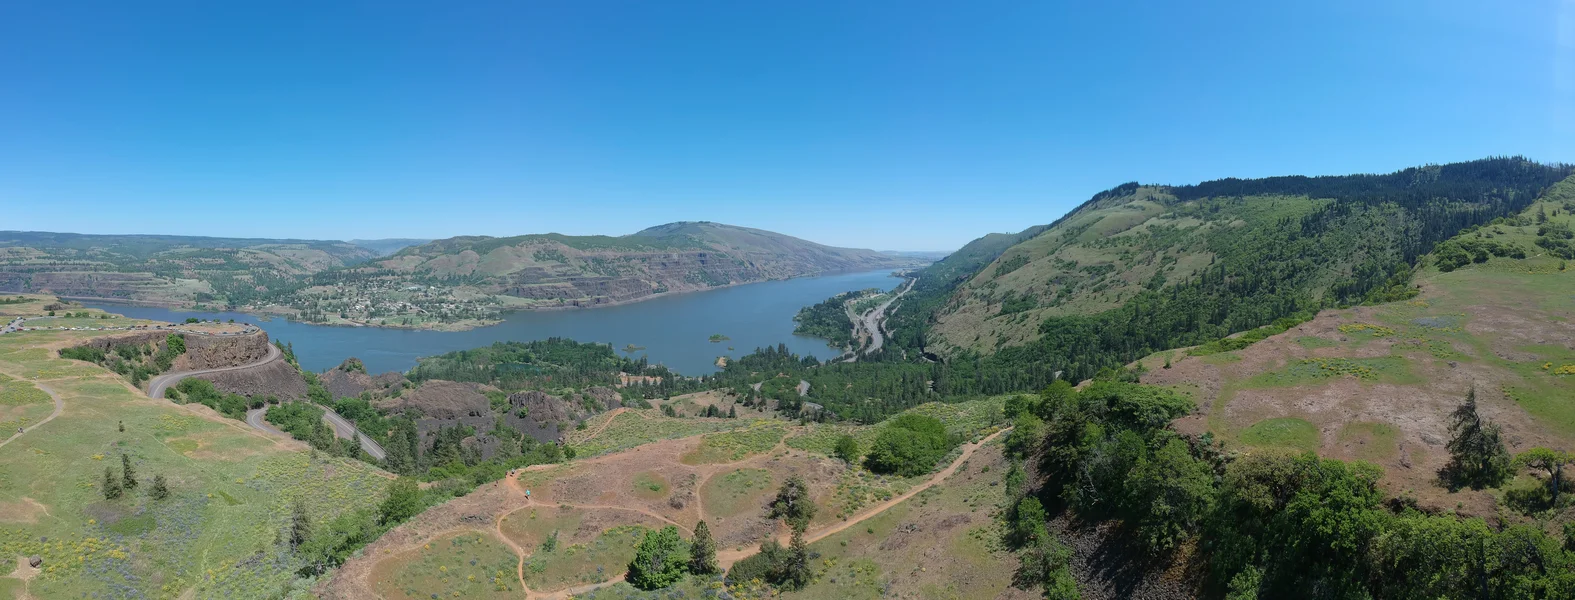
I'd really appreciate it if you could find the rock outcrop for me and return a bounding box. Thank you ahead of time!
[194,358,308,400]
[174,332,270,371]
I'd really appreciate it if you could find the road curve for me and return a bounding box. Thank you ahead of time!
[145,340,386,460]
[322,407,387,461]
[146,340,281,400]
[244,407,285,436]
[0,382,63,450]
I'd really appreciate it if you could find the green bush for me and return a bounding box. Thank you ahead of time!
[864,413,954,477]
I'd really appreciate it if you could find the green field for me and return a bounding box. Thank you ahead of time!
[1238,417,1321,452]
[0,327,391,599]
[372,531,519,599]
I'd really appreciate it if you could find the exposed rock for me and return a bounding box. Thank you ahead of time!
[28,555,41,567]
[175,332,270,371]
[377,380,490,420]
[194,357,308,400]
[582,386,625,411]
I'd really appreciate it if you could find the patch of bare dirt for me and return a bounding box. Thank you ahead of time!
[0,498,47,524]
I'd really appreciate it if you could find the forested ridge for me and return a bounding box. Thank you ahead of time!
[951,157,1573,382]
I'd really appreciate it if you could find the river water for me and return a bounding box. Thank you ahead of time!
[82,270,901,376]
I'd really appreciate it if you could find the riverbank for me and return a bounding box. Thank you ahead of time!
[80,269,906,377]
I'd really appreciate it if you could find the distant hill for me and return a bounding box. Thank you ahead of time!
[892,157,1573,381]
[0,231,376,306]
[348,238,433,257]
[356,221,922,309]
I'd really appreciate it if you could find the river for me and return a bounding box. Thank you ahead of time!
[82,270,902,376]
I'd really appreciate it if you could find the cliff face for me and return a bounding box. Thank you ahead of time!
[175,333,270,371]
[194,358,308,400]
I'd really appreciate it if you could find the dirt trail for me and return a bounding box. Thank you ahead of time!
[0,382,63,450]
[576,407,629,442]
[510,425,1009,600]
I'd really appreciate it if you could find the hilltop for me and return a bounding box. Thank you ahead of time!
[266,221,919,328]
[913,158,1572,377]
[0,231,376,308]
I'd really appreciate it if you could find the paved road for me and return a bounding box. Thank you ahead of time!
[244,407,285,436]
[0,382,63,450]
[1,317,23,334]
[842,277,916,362]
[144,341,384,459]
[322,407,387,461]
[146,342,282,400]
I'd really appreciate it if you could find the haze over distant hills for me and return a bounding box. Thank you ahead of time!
[0,222,921,329]
[367,221,921,309]
[348,238,433,257]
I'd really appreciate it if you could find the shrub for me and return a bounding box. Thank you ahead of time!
[627,525,688,590]
[865,413,954,477]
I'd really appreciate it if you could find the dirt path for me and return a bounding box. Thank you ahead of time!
[512,425,1009,599]
[576,407,629,442]
[0,382,63,450]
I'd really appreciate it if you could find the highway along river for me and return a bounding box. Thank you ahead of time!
[83,270,902,376]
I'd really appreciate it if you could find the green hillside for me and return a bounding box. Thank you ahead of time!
[924,157,1572,383]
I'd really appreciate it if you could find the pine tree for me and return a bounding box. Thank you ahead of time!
[102,466,122,500]
[728,405,737,418]
[150,474,169,500]
[289,499,311,549]
[120,453,137,489]
[690,520,719,575]
[783,530,812,590]
[1445,388,1512,489]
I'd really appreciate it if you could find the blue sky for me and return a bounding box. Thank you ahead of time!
[2,0,1573,251]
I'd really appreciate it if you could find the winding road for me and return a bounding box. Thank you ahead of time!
[146,340,386,460]
[146,340,281,400]
[843,277,916,361]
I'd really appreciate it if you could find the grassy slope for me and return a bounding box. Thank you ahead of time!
[1135,189,1575,513]
[0,298,390,599]
[932,186,1334,354]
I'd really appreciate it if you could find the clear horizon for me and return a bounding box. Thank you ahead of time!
[4,0,1574,250]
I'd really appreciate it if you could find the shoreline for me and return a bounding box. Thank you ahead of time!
[53,267,916,333]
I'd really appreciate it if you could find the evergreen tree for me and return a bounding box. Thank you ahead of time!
[690,520,718,575]
[769,476,817,534]
[118,420,124,433]
[289,499,311,549]
[102,466,122,500]
[150,474,170,500]
[1444,388,1512,489]
[783,530,812,590]
[378,478,423,526]
[627,525,688,590]
[120,453,137,489]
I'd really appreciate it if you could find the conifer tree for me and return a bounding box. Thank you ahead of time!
[690,520,718,575]
[121,453,137,489]
[289,499,311,549]
[150,474,169,500]
[102,466,122,500]
[1445,388,1512,489]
